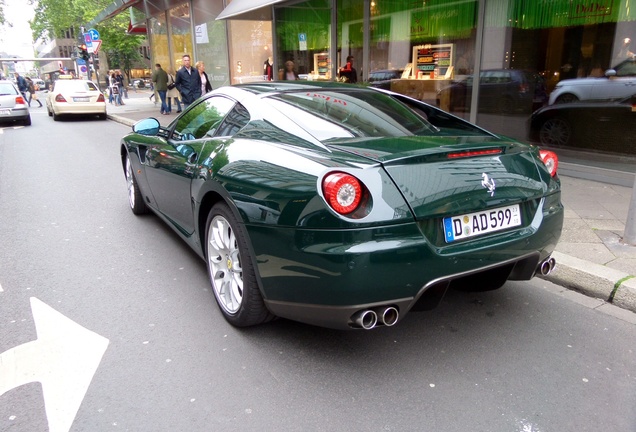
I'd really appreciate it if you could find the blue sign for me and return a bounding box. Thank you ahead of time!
[88,28,100,41]
[77,59,86,65]
[83,33,92,47]
[298,33,307,42]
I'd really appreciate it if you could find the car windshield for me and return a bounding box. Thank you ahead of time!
[0,82,18,96]
[269,89,437,141]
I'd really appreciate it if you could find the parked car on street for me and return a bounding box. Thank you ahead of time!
[436,69,548,114]
[548,58,636,105]
[46,79,107,120]
[120,82,563,330]
[528,94,636,154]
[368,69,404,90]
[0,80,31,126]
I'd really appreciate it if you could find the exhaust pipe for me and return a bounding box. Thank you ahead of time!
[376,306,399,327]
[539,257,556,276]
[351,310,378,330]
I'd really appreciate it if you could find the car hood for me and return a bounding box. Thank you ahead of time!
[556,77,607,87]
[326,136,548,219]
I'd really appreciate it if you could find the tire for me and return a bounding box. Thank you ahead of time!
[23,116,31,126]
[555,93,578,104]
[125,154,149,215]
[539,117,571,147]
[99,113,107,120]
[497,96,514,114]
[205,203,273,327]
[52,112,60,121]
[47,108,52,117]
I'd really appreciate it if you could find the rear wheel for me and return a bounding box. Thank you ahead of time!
[52,112,60,121]
[125,154,149,215]
[205,203,273,327]
[555,93,578,104]
[99,113,107,120]
[23,116,31,126]
[539,117,571,147]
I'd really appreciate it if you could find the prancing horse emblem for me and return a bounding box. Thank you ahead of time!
[481,173,496,197]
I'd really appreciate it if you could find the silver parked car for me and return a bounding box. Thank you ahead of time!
[549,58,636,105]
[0,80,31,126]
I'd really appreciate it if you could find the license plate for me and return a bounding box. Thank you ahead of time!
[0,109,9,115]
[443,204,521,243]
[73,97,90,102]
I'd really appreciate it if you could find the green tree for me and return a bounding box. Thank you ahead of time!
[29,0,145,81]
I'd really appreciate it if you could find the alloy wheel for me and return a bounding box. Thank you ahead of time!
[539,118,571,147]
[207,215,243,314]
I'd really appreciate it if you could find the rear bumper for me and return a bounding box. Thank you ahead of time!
[53,103,106,115]
[249,196,564,329]
[0,107,29,121]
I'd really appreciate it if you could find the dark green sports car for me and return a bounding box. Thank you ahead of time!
[120,82,563,330]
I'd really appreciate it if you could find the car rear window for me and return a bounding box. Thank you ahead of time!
[0,83,18,95]
[54,81,99,92]
[269,89,438,141]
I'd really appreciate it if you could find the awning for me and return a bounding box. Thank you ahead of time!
[216,0,286,21]
[87,0,143,27]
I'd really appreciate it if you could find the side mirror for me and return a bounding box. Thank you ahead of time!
[605,69,617,77]
[133,118,160,136]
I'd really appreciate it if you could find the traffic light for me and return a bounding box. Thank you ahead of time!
[78,44,90,61]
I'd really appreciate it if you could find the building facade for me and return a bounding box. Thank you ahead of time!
[98,0,636,153]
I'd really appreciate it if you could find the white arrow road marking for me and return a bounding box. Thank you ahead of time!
[0,297,109,432]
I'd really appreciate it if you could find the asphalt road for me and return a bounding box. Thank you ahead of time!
[0,110,635,432]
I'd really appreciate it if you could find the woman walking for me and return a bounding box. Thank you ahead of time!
[195,61,213,95]
[26,77,43,107]
[166,69,182,113]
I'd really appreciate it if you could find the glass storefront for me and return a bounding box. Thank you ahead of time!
[140,0,634,155]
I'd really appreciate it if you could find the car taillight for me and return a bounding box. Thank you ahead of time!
[519,83,529,93]
[322,172,364,215]
[15,96,26,105]
[55,94,67,102]
[539,149,558,177]
[97,93,105,102]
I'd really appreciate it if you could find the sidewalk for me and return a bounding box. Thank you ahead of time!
[106,89,636,316]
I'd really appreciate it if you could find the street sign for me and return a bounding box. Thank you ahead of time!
[88,40,102,54]
[88,28,100,41]
[83,33,92,47]
[299,33,307,51]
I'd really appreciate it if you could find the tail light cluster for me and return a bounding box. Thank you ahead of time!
[322,172,369,216]
[539,149,558,177]
[55,94,67,103]
[15,96,27,106]
[97,93,105,102]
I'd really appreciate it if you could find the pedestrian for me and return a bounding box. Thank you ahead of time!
[107,70,114,104]
[175,54,201,109]
[195,61,213,95]
[283,60,299,80]
[26,77,42,107]
[115,70,126,102]
[110,72,123,106]
[151,63,169,115]
[338,55,358,83]
[167,69,182,113]
[14,72,29,101]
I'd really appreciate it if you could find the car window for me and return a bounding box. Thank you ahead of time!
[172,96,235,141]
[271,90,438,140]
[616,60,636,77]
[214,103,250,137]
[54,81,97,92]
[0,83,18,95]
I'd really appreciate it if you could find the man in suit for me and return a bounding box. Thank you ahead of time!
[151,63,169,115]
[175,54,201,109]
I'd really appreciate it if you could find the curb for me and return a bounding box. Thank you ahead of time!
[108,114,135,127]
[543,251,636,314]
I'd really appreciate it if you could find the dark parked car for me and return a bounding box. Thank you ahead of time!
[121,82,563,330]
[437,69,548,114]
[529,94,636,154]
[368,69,404,90]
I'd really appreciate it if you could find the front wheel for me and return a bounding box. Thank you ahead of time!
[539,117,571,147]
[125,154,148,215]
[205,203,273,327]
[555,93,578,104]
